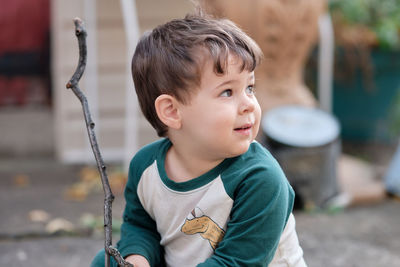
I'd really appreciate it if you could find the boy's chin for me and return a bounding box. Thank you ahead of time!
[227,143,252,158]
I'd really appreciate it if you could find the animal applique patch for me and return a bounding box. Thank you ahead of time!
[181,208,225,250]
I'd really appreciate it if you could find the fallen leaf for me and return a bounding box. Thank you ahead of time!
[29,209,50,223]
[45,218,75,233]
[80,213,102,230]
[79,213,122,234]
[64,184,89,201]
[65,166,127,201]
[109,172,128,194]
[80,167,100,182]
[13,174,30,187]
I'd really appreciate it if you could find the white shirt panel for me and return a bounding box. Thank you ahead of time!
[137,161,234,267]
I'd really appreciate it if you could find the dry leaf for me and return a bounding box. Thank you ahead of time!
[45,218,75,233]
[109,172,128,194]
[64,183,89,201]
[80,167,100,182]
[65,166,127,201]
[13,174,30,187]
[29,209,50,223]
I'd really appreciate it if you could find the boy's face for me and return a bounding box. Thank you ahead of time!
[178,55,261,159]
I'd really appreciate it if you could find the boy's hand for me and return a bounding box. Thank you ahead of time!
[125,254,150,267]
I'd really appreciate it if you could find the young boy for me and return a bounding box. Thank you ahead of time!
[91,14,305,267]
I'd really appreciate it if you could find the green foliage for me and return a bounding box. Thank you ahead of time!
[80,213,123,234]
[330,0,400,50]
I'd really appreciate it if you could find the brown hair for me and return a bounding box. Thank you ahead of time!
[132,14,263,137]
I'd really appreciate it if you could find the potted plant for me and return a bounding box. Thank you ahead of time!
[328,0,400,143]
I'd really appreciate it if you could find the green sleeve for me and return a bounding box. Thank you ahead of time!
[198,154,294,266]
[116,143,164,267]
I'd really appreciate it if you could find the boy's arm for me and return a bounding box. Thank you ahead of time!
[198,165,294,267]
[116,160,163,266]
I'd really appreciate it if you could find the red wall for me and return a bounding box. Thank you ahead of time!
[0,0,50,54]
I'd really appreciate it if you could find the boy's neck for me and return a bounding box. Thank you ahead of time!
[164,142,224,183]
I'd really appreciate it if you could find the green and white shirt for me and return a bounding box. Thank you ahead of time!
[116,138,304,267]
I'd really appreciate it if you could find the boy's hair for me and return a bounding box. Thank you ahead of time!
[132,14,263,137]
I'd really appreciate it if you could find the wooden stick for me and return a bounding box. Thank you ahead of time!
[66,17,133,267]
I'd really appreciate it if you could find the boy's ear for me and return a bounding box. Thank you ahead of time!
[155,94,182,130]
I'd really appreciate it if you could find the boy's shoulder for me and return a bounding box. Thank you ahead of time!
[223,141,288,189]
[236,141,281,171]
[222,141,294,211]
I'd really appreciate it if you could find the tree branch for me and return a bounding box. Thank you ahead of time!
[66,17,133,267]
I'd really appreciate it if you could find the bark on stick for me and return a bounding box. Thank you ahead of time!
[66,17,133,267]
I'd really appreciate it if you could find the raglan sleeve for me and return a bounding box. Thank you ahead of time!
[197,155,295,267]
[116,156,164,266]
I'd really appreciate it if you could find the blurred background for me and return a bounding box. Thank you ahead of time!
[0,0,399,266]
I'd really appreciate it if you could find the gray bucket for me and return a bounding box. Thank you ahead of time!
[262,105,341,209]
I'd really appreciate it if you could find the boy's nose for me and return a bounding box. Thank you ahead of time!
[238,94,255,114]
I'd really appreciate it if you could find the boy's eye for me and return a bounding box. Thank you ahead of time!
[246,85,255,95]
[220,89,233,97]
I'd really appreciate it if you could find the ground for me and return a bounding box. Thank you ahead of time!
[1,156,400,267]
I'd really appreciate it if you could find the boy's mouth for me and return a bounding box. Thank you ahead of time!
[234,124,252,132]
